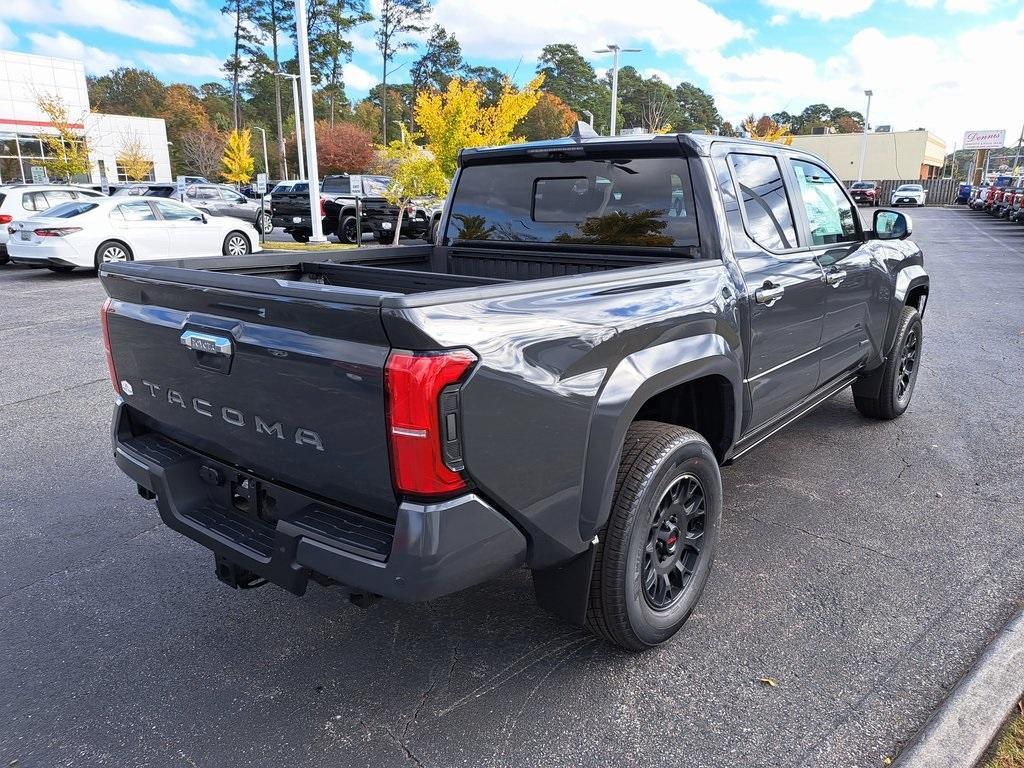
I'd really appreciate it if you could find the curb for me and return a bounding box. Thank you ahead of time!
[894,604,1024,767]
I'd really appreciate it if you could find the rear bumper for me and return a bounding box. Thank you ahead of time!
[111,402,527,601]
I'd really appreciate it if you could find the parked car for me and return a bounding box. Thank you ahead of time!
[183,183,273,235]
[7,196,261,272]
[111,183,178,199]
[241,180,282,199]
[98,130,929,651]
[891,183,927,207]
[848,181,881,206]
[0,184,104,264]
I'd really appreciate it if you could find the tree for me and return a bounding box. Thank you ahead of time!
[410,25,464,94]
[536,43,609,132]
[314,0,372,126]
[199,82,234,131]
[415,74,544,180]
[221,128,255,184]
[743,114,793,145]
[181,129,226,179]
[87,68,165,117]
[374,0,430,145]
[350,99,382,137]
[674,82,722,133]
[461,65,507,106]
[377,127,448,244]
[517,92,576,141]
[314,121,374,174]
[35,94,92,182]
[251,0,294,178]
[221,0,260,129]
[117,132,154,181]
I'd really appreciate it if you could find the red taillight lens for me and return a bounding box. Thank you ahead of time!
[385,349,477,497]
[319,197,326,217]
[33,227,82,237]
[100,298,121,395]
[0,214,12,225]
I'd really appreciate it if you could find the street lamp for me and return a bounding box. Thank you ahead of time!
[253,126,269,177]
[593,44,642,136]
[275,72,305,180]
[857,89,873,183]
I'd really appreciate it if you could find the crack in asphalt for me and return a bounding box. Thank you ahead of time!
[0,377,108,410]
[749,514,907,566]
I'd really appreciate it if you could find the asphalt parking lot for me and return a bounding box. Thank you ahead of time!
[2,206,1023,768]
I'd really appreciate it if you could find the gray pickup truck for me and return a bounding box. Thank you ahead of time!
[99,128,929,651]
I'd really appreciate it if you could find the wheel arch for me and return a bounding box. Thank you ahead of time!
[94,239,133,266]
[578,334,742,541]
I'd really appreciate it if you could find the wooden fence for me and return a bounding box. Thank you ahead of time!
[873,178,959,206]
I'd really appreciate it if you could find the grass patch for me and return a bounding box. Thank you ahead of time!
[262,241,357,252]
[984,703,1024,768]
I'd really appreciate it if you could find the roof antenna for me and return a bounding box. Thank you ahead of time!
[570,121,599,141]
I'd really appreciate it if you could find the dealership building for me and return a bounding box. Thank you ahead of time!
[789,129,948,181]
[0,50,171,185]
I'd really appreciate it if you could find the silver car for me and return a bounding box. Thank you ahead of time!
[182,184,273,234]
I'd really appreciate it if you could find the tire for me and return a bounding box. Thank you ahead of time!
[257,213,273,235]
[222,231,251,256]
[46,265,75,273]
[586,421,722,652]
[0,252,9,265]
[94,240,133,270]
[429,218,440,244]
[291,230,310,243]
[338,215,358,244]
[854,306,922,420]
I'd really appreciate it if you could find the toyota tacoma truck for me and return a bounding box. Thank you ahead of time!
[99,127,929,651]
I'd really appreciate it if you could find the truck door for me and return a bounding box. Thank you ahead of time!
[786,156,888,386]
[715,150,829,432]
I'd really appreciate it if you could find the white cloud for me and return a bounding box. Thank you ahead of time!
[429,0,746,60]
[137,51,224,79]
[768,13,789,25]
[642,68,676,83]
[0,22,17,48]
[945,0,992,10]
[169,0,207,13]
[343,62,378,92]
[28,31,129,74]
[5,0,196,46]
[903,0,937,7]
[761,0,874,20]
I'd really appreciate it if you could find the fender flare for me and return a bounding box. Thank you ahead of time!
[578,333,743,540]
[894,264,928,306]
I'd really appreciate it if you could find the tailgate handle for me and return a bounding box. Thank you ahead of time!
[181,330,233,357]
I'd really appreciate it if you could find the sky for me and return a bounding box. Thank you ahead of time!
[2,0,1023,149]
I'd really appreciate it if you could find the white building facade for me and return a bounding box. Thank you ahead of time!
[0,50,172,185]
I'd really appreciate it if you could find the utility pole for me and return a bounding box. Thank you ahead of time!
[276,72,305,179]
[593,44,641,136]
[253,126,270,176]
[293,0,326,243]
[1011,124,1024,174]
[857,89,872,182]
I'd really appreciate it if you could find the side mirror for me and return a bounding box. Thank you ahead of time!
[201,213,208,224]
[873,209,911,240]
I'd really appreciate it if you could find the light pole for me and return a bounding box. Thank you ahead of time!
[253,126,269,176]
[293,0,326,243]
[593,44,642,136]
[276,72,305,180]
[857,89,873,182]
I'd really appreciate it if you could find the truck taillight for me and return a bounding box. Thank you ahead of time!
[0,214,12,225]
[100,298,121,396]
[319,197,326,217]
[385,349,477,497]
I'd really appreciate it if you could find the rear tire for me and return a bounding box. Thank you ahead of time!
[0,252,9,265]
[586,421,722,652]
[854,306,922,420]
[94,240,133,271]
[338,215,358,244]
[291,230,310,243]
[257,213,273,235]
[222,231,251,256]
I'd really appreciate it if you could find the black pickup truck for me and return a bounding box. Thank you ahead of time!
[99,128,929,651]
[269,174,432,244]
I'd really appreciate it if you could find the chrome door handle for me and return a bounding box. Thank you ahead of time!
[824,269,847,287]
[755,283,785,307]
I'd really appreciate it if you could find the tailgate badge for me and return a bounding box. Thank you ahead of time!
[181,330,233,356]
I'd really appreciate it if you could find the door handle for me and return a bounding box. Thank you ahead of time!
[824,269,847,287]
[755,282,785,307]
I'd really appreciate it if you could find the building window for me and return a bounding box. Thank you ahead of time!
[116,161,155,183]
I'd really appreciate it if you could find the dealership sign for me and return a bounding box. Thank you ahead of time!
[963,130,1006,150]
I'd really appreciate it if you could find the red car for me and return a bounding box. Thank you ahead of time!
[849,181,881,206]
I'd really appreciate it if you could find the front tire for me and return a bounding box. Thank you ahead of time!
[854,306,922,420]
[586,422,722,652]
[223,231,251,256]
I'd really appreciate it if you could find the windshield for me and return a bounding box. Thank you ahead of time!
[447,157,698,249]
[897,185,923,191]
[34,201,98,218]
[360,176,391,196]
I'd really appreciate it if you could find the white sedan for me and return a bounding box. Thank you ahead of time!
[6,196,262,272]
[891,184,927,207]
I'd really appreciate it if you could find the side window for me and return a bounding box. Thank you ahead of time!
[22,192,48,211]
[154,200,201,221]
[789,159,859,245]
[728,153,798,251]
[220,188,245,203]
[118,201,158,221]
[45,190,75,206]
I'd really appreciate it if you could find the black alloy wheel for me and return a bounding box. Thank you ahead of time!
[642,474,707,611]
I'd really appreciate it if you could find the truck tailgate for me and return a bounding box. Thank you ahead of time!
[100,267,398,519]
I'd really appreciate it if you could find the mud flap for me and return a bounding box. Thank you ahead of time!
[531,541,598,626]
